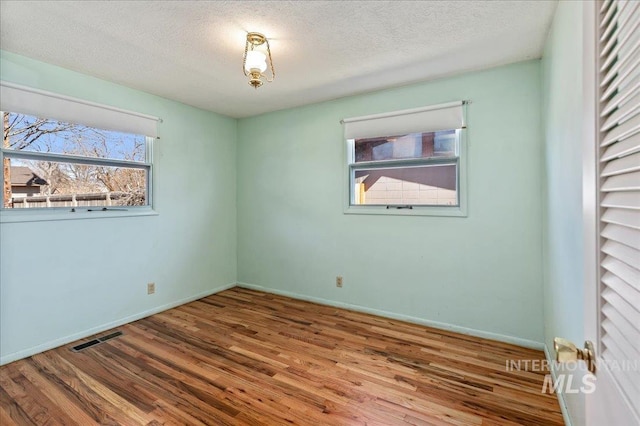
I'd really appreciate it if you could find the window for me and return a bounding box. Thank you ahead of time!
[2,112,151,209]
[0,82,159,215]
[343,101,467,216]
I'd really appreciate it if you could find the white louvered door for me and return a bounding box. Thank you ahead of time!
[585,1,640,424]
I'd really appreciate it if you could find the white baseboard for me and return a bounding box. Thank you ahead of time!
[544,344,573,426]
[237,281,545,350]
[0,282,236,366]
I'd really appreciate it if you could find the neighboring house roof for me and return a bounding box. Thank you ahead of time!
[10,166,48,187]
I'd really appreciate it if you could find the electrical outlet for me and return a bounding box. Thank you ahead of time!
[336,276,343,288]
[147,282,155,295]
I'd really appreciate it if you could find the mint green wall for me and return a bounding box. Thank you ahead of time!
[541,0,584,353]
[237,61,544,343]
[541,1,584,423]
[0,51,237,363]
[0,51,551,363]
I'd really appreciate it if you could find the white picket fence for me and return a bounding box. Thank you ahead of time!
[11,192,135,208]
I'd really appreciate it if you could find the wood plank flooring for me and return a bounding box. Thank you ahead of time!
[0,287,563,425]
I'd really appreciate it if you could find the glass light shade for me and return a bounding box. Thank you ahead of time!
[245,50,267,73]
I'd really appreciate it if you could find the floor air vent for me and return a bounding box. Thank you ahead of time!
[98,331,123,342]
[71,330,123,352]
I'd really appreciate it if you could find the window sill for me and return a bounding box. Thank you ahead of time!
[344,205,467,217]
[0,207,159,223]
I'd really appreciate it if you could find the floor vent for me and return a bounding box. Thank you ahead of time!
[71,339,101,352]
[98,331,123,342]
[71,330,123,352]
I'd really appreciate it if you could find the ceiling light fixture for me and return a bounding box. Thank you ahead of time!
[242,32,275,89]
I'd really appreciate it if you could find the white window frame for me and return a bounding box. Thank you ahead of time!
[0,82,160,222]
[342,102,468,217]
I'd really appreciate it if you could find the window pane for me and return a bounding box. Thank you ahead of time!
[3,112,146,162]
[354,130,457,163]
[353,164,457,206]
[4,159,147,208]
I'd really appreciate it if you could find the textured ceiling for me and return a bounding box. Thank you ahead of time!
[0,1,557,118]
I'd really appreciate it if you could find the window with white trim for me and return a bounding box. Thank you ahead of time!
[1,82,159,212]
[343,101,467,216]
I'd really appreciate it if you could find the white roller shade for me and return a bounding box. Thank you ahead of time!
[597,0,640,412]
[342,101,464,140]
[0,81,160,138]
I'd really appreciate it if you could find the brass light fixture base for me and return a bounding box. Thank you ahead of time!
[246,32,267,46]
[248,70,264,89]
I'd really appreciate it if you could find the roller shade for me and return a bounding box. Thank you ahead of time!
[0,81,160,138]
[597,0,640,410]
[342,101,464,140]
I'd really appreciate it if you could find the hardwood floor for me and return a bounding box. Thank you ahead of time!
[0,288,563,425]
